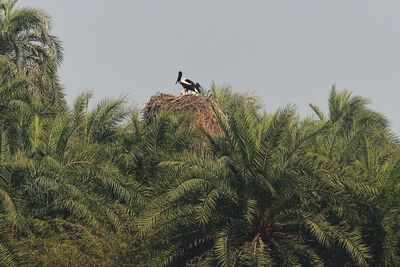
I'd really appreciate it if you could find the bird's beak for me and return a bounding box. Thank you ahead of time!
[175,79,179,85]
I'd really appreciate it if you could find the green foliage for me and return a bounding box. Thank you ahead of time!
[1,79,399,267]
[0,0,65,110]
[0,1,399,266]
[0,241,16,267]
[138,86,397,266]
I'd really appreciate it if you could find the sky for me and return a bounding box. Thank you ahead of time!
[19,0,400,134]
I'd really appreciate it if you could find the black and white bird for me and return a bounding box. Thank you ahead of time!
[175,71,202,95]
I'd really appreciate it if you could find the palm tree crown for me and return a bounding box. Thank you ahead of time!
[0,0,63,75]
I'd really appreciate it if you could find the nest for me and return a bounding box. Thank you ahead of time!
[142,93,225,136]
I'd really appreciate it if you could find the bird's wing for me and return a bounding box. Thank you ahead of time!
[183,78,195,85]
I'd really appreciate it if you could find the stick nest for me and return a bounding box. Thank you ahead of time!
[142,93,225,136]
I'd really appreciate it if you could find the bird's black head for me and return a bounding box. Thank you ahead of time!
[175,71,182,85]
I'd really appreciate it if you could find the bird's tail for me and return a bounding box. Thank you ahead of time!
[195,83,203,94]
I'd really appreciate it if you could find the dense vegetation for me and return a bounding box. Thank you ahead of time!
[0,1,399,266]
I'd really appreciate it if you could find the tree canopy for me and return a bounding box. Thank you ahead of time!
[0,1,399,266]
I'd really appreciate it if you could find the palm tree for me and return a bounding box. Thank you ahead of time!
[0,0,65,110]
[137,87,375,266]
[0,92,146,265]
[119,109,198,185]
[0,0,63,75]
[21,94,142,229]
[309,87,400,266]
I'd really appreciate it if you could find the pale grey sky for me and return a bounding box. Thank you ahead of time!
[20,1,400,134]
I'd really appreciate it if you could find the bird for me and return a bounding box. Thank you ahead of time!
[175,71,202,95]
